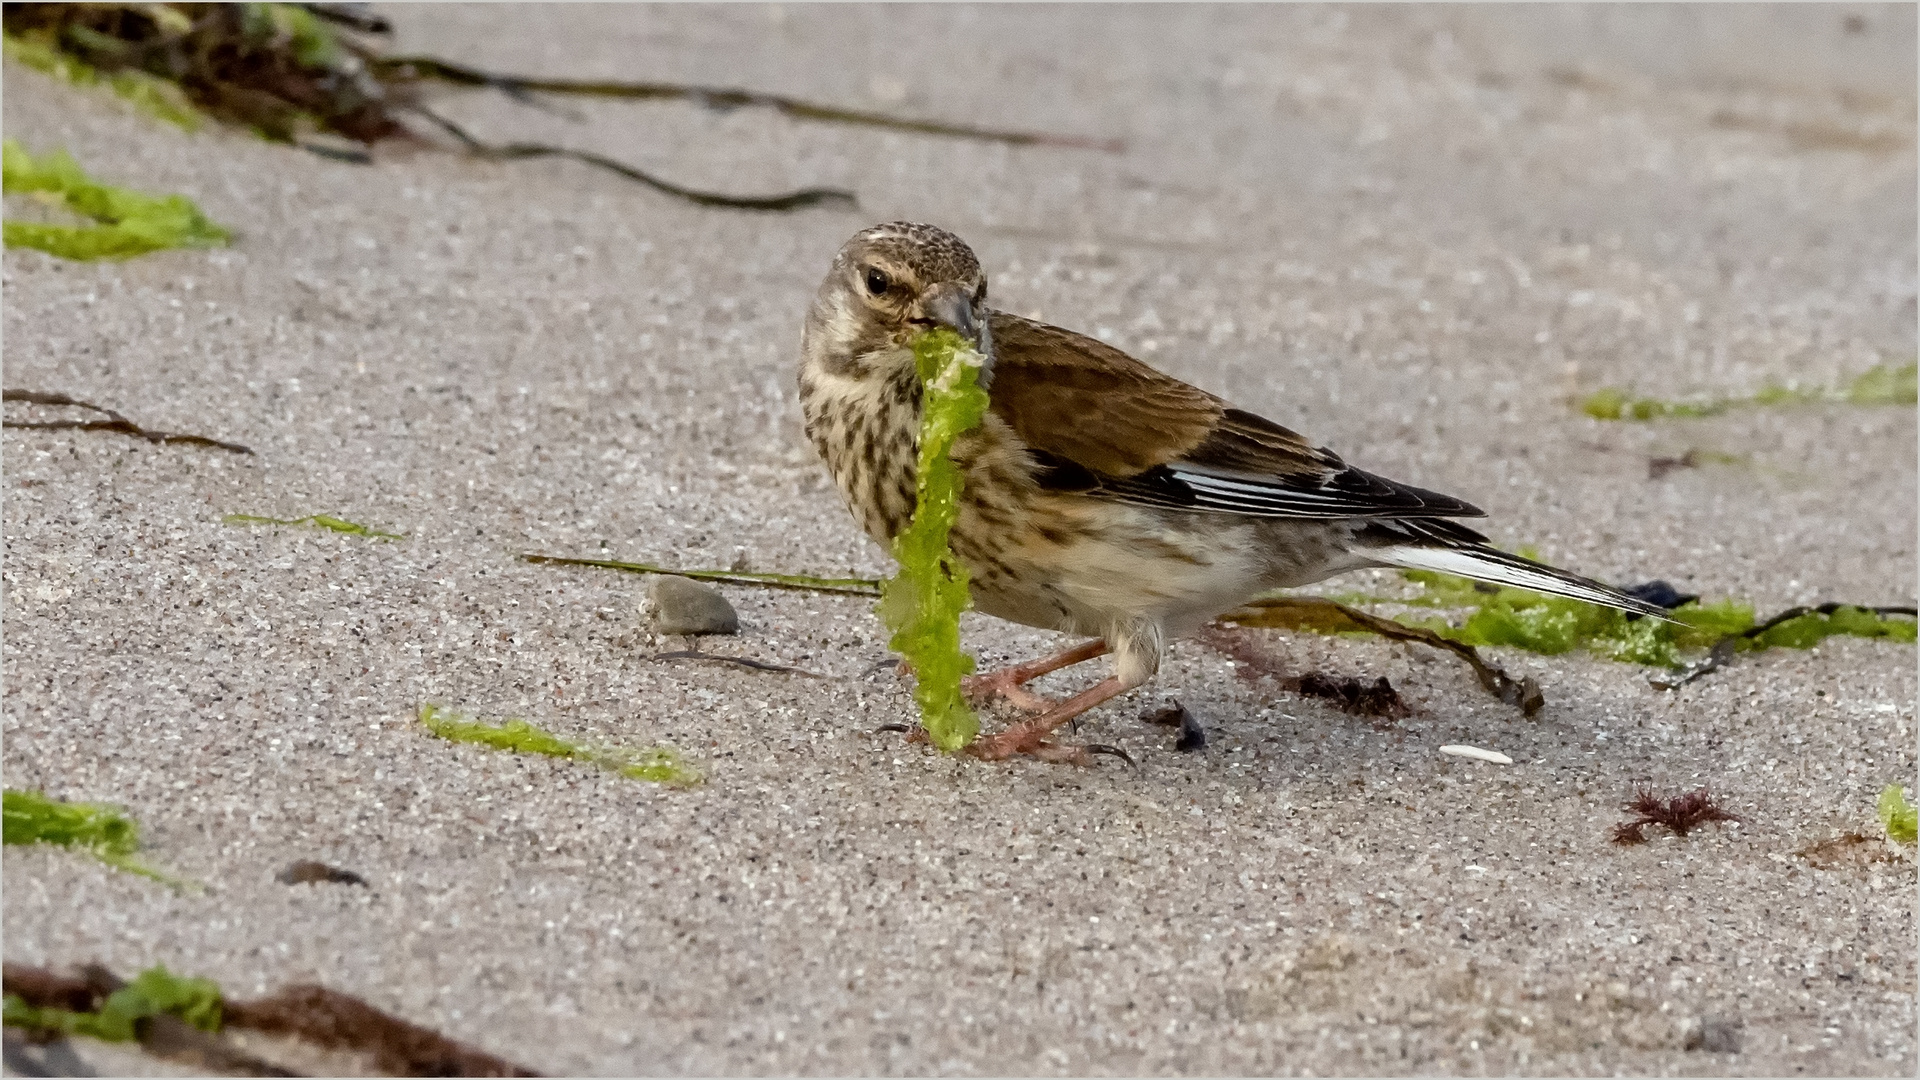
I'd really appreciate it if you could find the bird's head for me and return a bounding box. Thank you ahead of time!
[804,222,989,377]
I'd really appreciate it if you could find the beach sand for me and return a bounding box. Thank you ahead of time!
[4,4,1914,1074]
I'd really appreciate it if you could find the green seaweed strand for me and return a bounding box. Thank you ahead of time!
[418,704,701,785]
[222,513,404,540]
[3,140,229,259]
[1583,362,1917,421]
[877,328,991,752]
[516,554,880,595]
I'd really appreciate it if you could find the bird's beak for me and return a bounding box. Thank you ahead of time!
[918,283,979,343]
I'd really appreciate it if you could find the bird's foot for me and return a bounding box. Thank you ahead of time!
[959,639,1111,712]
[961,669,1056,712]
[960,674,1138,766]
[963,725,1132,767]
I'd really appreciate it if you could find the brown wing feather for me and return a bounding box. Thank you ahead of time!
[984,311,1484,520]
[984,312,1221,476]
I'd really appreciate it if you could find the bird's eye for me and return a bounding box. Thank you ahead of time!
[864,268,890,295]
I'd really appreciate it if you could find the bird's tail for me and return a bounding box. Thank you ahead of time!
[1362,520,1675,621]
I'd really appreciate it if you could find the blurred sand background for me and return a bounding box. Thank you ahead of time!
[4,4,1915,1075]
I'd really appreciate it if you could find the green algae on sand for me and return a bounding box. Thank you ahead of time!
[3,140,229,259]
[877,328,992,752]
[2,965,221,1043]
[222,513,404,540]
[1582,362,1917,421]
[1,788,177,883]
[418,704,701,785]
[1879,786,1917,845]
[1390,569,1915,669]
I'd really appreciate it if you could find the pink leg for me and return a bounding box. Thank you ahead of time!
[965,674,1140,764]
[963,639,1109,712]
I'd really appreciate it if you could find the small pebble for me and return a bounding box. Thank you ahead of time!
[647,576,739,635]
[1440,744,1513,765]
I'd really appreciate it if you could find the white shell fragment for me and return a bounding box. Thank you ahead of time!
[1439,744,1514,765]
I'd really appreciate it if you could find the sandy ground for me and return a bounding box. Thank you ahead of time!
[3,4,1915,1075]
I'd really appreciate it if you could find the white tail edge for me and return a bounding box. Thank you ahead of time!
[1375,544,1673,620]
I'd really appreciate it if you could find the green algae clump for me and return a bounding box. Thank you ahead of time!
[1392,570,1912,669]
[1878,785,1917,845]
[418,704,701,786]
[3,140,229,259]
[222,513,404,540]
[1583,362,1918,421]
[3,965,222,1043]
[2,788,177,883]
[877,328,992,752]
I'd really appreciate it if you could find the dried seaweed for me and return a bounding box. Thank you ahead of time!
[3,389,253,453]
[275,859,367,886]
[3,963,536,1077]
[1145,702,1207,752]
[1289,673,1410,719]
[224,984,538,1077]
[651,649,824,678]
[3,33,202,130]
[1218,597,1545,716]
[1195,623,1413,719]
[1610,787,1740,845]
[407,106,855,212]
[1648,603,1918,690]
[1796,831,1903,870]
[1646,449,1745,480]
[3,4,402,142]
[518,554,880,596]
[5,3,1119,213]
[375,54,1125,152]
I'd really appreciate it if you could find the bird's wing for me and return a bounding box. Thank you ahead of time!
[985,311,1484,520]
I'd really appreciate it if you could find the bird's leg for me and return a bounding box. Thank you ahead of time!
[962,639,1109,712]
[965,672,1141,765]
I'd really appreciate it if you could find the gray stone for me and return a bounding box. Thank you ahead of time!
[647,576,739,635]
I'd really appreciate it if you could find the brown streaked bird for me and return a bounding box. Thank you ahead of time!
[798,221,1667,763]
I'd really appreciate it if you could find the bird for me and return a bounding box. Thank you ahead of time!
[798,221,1668,763]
